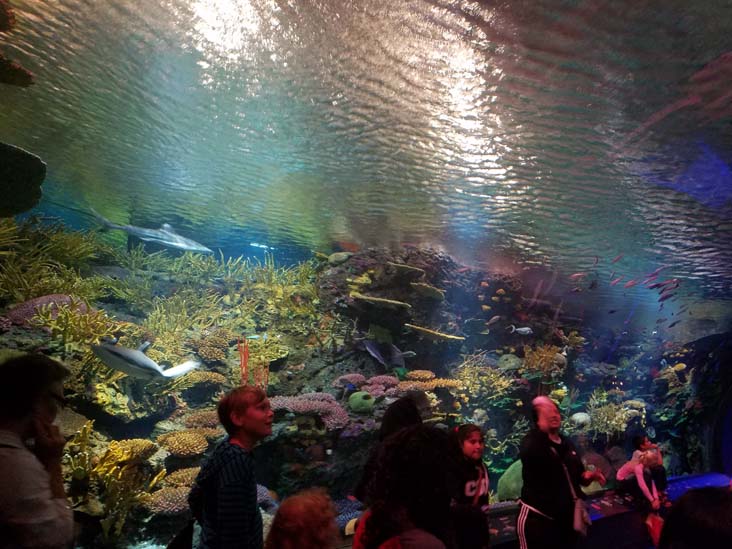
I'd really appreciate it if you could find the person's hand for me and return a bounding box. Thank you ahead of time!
[594,471,607,486]
[32,417,65,464]
[651,498,661,511]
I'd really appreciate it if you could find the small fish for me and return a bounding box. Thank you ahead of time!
[623,279,640,288]
[569,272,587,280]
[667,320,681,328]
[646,266,669,277]
[656,318,668,324]
[485,315,502,327]
[610,276,624,286]
[611,254,624,263]
[507,325,533,335]
[608,309,617,314]
[659,292,675,302]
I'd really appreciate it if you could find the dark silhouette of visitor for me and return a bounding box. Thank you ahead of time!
[658,486,732,549]
[0,353,74,548]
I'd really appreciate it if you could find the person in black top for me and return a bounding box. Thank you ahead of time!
[517,396,606,549]
[188,386,274,549]
[450,424,491,549]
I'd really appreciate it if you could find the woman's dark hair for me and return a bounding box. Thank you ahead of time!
[378,395,423,441]
[353,395,424,503]
[0,353,69,420]
[658,487,732,549]
[632,434,647,451]
[362,425,456,549]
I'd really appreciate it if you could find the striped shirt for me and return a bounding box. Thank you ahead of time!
[188,439,263,549]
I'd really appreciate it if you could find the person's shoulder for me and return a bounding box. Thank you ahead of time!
[398,528,446,549]
[520,429,545,452]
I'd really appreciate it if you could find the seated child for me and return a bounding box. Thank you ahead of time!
[617,450,662,511]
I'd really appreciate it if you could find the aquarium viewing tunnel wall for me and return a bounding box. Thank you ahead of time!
[2,0,732,547]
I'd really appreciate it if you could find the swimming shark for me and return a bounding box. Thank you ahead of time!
[91,209,213,254]
[91,341,200,381]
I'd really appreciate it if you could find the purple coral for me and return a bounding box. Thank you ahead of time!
[270,393,349,430]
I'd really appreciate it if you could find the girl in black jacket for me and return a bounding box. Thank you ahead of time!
[450,424,491,549]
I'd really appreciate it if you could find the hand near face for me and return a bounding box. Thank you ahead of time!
[32,417,65,464]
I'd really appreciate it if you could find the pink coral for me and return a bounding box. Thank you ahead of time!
[4,294,86,325]
[332,374,367,388]
[270,393,349,430]
[366,375,399,388]
[361,384,386,398]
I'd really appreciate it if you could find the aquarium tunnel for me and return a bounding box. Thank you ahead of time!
[1,0,732,547]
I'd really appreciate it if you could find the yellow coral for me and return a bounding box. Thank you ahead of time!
[167,371,227,393]
[522,345,565,378]
[396,378,462,392]
[405,369,436,381]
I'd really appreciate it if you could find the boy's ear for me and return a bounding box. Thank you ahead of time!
[230,410,245,428]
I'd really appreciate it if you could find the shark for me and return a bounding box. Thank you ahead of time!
[91,341,200,381]
[91,209,214,254]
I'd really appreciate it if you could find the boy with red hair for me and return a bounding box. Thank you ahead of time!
[188,386,274,549]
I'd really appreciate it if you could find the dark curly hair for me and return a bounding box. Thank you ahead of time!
[362,425,456,549]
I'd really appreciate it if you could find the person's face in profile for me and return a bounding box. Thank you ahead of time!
[32,380,65,426]
[232,397,274,440]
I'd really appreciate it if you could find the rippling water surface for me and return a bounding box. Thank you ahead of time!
[2,0,732,311]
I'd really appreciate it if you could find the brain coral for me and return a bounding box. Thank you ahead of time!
[165,467,201,488]
[157,430,209,457]
[184,409,220,428]
[111,439,158,462]
[145,486,190,515]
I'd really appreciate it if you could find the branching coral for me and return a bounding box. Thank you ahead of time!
[0,219,110,303]
[522,344,566,381]
[453,354,516,407]
[30,299,122,355]
[584,389,647,441]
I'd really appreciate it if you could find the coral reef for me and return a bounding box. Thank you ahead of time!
[270,393,349,430]
[157,430,210,458]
